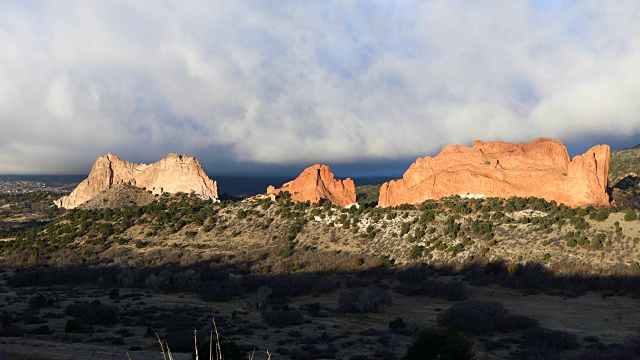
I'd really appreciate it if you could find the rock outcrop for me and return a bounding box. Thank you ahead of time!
[266,164,356,207]
[55,153,218,209]
[378,138,610,208]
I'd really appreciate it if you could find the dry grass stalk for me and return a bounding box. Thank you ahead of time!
[213,317,222,360]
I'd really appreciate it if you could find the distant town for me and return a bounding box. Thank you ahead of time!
[0,175,81,194]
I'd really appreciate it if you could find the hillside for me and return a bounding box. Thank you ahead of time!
[610,144,640,186]
[609,145,640,208]
[4,192,639,275]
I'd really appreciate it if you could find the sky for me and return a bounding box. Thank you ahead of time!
[1,1,640,178]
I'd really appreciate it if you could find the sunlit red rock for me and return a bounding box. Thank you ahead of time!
[378,138,610,208]
[266,164,356,207]
[54,153,218,209]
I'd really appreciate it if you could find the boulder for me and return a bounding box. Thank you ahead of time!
[55,153,218,209]
[266,164,356,207]
[378,138,609,208]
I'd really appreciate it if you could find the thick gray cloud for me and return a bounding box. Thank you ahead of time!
[1,1,639,175]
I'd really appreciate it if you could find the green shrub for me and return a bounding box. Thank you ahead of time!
[507,262,521,276]
[566,238,577,247]
[590,209,609,221]
[65,319,79,333]
[353,257,364,267]
[380,256,394,269]
[578,236,590,246]
[409,245,424,260]
[593,233,605,250]
[484,262,499,275]
[624,208,637,221]
[389,317,406,330]
[109,288,120,300]
[337,287,391,313]
[404,330,475,360]
[114,237,128,245]
[276,246,292,258]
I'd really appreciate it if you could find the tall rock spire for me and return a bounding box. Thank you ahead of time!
[266,164,356,207]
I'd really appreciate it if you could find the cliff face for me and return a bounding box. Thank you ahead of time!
[266,164,356,207]
[378,138,610,208]
[54,153,218,209]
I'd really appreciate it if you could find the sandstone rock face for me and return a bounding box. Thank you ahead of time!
[55,153,218,209]
[266,164,356,207]
[378,138,610,208]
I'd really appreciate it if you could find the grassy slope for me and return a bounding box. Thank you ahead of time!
[609,144,640,187]
[3,193,639,276]
[609,145,640,209]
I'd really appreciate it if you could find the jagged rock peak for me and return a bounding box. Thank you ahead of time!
[54,153,218,209]
[266,164,356,207]
[378,138,610,208]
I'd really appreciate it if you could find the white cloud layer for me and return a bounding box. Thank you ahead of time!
[1,1,640,174]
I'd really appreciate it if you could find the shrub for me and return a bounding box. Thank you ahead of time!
[276,246,292,258]
[566,238,577,247]
[109,288,120,300]
[65,302,118,325]
[593,233,605,250]
[195,338,247,360]
[28,294,51,309]
[389,317,406,330]
[262,310,303,327]
[403,330,475,360]
[437,300,506,335]
[306,303,321,316]
[590,209,609,221]
[65,319,80,333]
[36,325,50,334]
[353,257,364,267]
[625,208,637,221]
[380,256,394,269]
[493,314,539,333]
[521,328,579,351]
[578,236,590,246]
[337,287,392,313]
[484,262,499,275]
[507,262,521,276]
[409,245,424,260]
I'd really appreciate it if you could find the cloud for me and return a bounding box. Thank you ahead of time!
[1,1,640,174]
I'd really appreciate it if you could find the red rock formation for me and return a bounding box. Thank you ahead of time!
[378,138,610,208]
[266,164,356,207]
[55,153,218,209]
